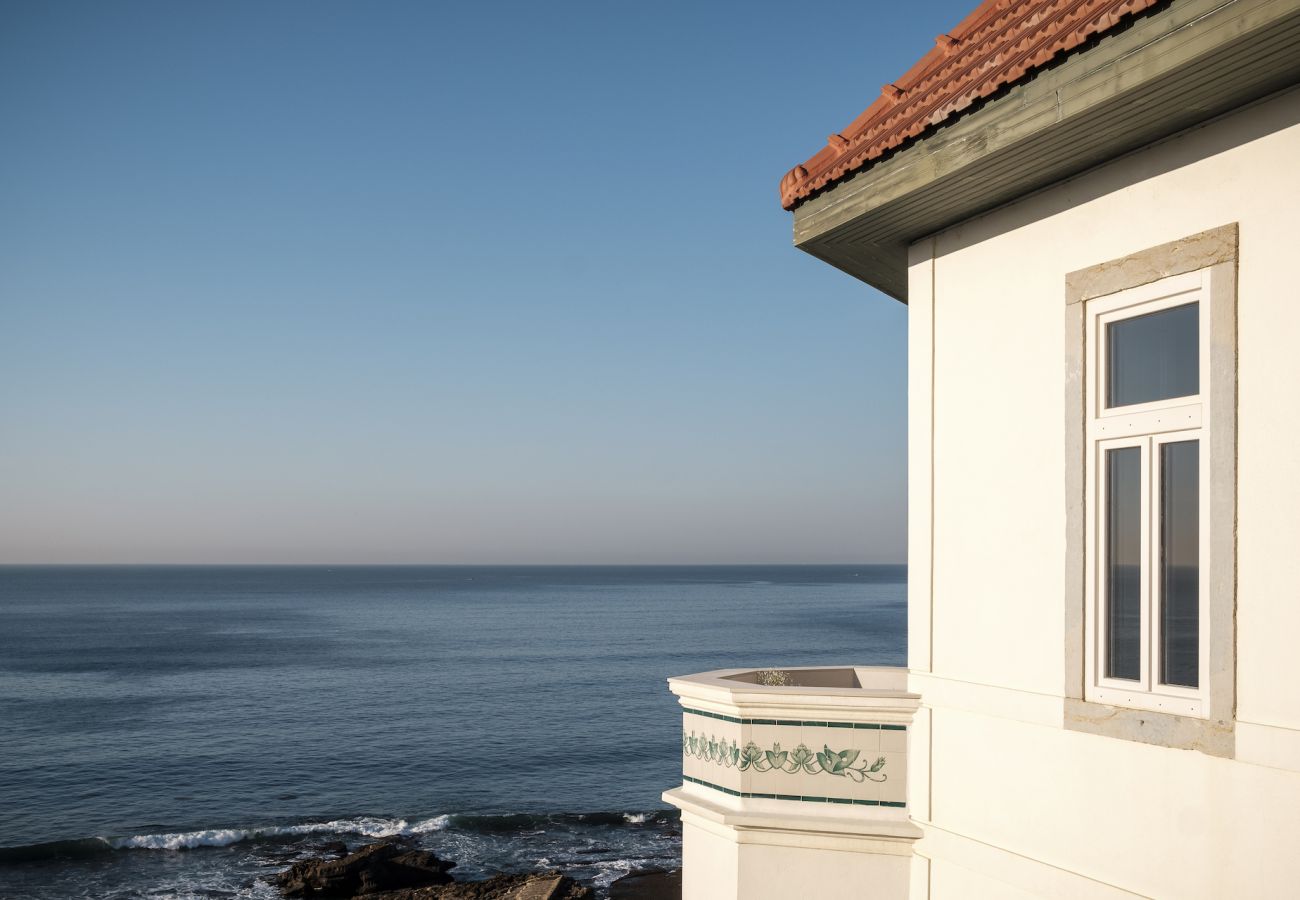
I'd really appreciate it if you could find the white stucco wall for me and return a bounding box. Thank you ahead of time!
[679,814,913,900]
[907,87,1300,898]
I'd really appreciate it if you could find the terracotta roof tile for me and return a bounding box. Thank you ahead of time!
[779,0,1168,210]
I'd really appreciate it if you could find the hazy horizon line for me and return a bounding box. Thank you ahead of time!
[0,560,907,567]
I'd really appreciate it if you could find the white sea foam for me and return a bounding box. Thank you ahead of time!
[109,815,452,850]
[622,813,648,824]
[590,858,640,889]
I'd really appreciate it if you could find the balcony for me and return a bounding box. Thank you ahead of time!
[662,666,920,900]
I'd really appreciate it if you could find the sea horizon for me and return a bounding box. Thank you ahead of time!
[0,562,906,568]
[0,563,907,898]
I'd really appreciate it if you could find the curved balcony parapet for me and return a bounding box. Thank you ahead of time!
[664,666,919,829]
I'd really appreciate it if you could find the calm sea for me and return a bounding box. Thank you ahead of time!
[0,565,906,899]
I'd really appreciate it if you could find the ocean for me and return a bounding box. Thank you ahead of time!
[0,565,907,899]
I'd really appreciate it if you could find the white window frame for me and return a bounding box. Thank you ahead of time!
[1083,269,1212,718]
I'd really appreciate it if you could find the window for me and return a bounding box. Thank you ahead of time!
[1065,225,1235,754]
[1084,270,1210,717]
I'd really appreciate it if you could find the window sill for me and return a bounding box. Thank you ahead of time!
[1064,697,1234,757]
[1088,684,1204,719]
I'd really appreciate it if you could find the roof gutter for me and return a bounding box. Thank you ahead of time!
[791,0,1300,302]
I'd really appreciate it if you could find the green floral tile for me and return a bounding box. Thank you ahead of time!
[683,730,888,784]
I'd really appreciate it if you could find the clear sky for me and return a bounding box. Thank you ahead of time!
[1,1,974,564]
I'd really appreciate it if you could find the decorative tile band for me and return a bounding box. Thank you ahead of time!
[685,731,888,783]
[683,774,906,808]
[682,706,907,731]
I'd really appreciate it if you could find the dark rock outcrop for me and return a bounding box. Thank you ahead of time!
[368,873,593,899]
[273,842,594,900]
[609,868,681,900]
[273,840,456,897]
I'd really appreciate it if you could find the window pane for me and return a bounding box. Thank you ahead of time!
[1106,446,1142,681]
[1107,302,1199,407]
[1160,440,1200,688]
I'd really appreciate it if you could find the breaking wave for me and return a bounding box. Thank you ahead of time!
[110,815,453,850]
[0,810,675,864]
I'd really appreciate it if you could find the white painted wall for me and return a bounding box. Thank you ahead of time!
[678,810,914,900]
[908,87,1300,898]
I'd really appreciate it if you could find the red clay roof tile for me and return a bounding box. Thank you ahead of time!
[779,0,1168,210]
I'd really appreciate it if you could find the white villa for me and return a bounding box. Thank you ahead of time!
[663,0,1300,896]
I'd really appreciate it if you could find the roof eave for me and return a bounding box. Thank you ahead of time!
[793,0,1300,303]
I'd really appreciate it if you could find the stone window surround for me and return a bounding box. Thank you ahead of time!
[1063,223,1237,758]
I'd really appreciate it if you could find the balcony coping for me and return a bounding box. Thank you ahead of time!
[668,666,919,723]
[663,785,922,845]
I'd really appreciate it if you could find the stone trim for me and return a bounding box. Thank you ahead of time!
[664,787,923,846]
[1063,698,1234,757]
[1064,223,1238,305]
[681,775,906,808]
[683,706,906,730]
[1063,226,1238,757]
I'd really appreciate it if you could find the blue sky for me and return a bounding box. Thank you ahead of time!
[1,1,973,564]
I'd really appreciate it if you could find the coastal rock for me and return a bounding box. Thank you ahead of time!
[273,842,593,900]
[609,868,681,899]
[273,840,456,897]
[370,872,593,899]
